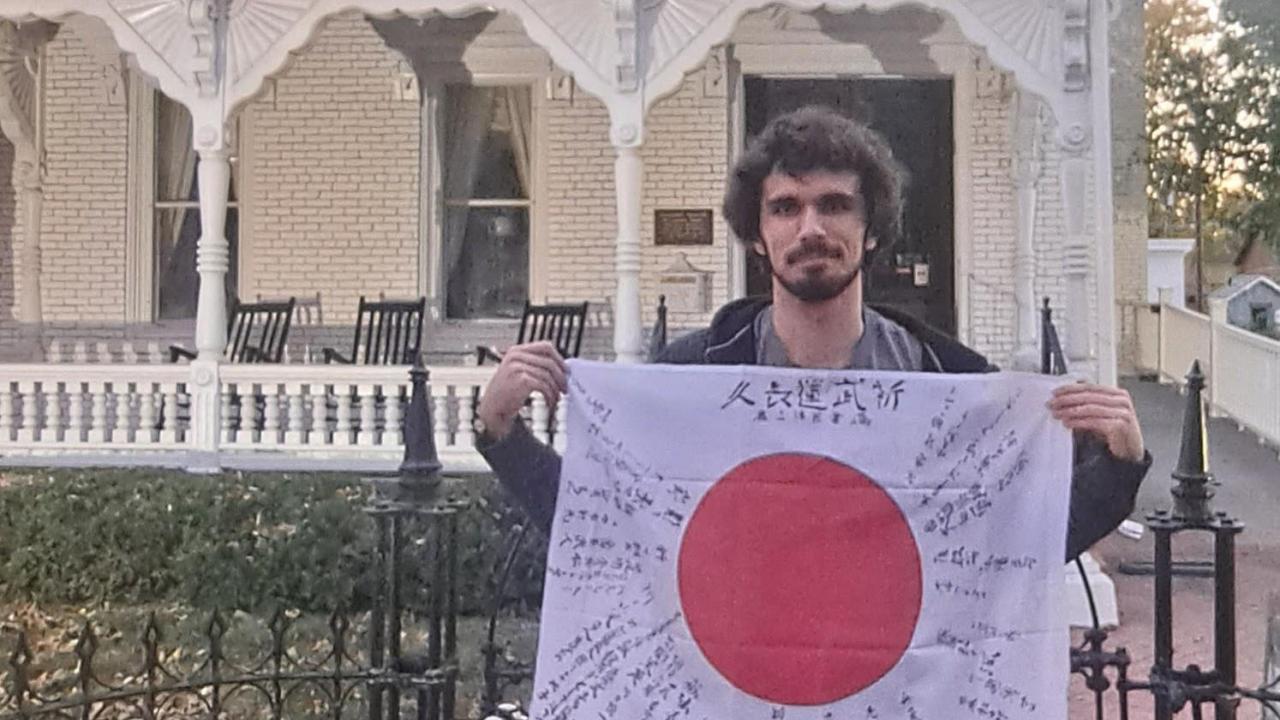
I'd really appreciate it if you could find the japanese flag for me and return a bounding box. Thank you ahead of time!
[530,361,1073,720]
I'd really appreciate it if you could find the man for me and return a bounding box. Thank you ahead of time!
[475,106,1150,559]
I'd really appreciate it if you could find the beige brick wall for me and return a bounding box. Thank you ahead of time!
[1111,0,1150,373]
[41,21,128,323]
[14,9,1118,371]
[966,67,1019,365]
[241,11,420,323]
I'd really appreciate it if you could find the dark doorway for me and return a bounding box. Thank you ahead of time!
[743,77,956,334]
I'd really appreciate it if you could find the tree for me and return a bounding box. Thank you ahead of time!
[1146,0,1280,303]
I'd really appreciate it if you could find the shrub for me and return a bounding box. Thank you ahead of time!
[0,469,545,615]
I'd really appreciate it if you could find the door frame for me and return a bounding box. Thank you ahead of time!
[727,42,976,345]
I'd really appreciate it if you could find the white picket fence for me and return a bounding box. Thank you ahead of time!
[0,362,533,473]
[1136,299,1280,451]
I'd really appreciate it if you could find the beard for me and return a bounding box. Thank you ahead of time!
[769,244,864,303]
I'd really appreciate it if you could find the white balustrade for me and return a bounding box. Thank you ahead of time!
[357,384,377,447]
[0,383,14,441]
[0,362,495,470]
[17,381,37,443]
[530,393,550,444]
[553,400,568,453]
[44,381,63,443]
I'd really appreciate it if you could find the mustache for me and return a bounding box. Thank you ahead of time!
[785,243,844,264]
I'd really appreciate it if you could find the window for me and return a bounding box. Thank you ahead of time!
[440,85,531,319]
[152,92,238,320]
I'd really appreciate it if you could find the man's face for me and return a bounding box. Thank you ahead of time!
[755,170,874,303]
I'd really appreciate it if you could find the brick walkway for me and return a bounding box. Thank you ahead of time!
[1068,378,1280,719]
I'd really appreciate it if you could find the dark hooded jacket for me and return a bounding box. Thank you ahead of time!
[480,297,1150,560]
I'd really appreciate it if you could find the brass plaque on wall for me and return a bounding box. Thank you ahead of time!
[654,209,713,246]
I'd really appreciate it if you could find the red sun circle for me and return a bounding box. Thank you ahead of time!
[677,453,922,706]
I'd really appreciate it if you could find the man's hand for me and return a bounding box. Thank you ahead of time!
[1048,383,1146,463]
[476,341,568,442]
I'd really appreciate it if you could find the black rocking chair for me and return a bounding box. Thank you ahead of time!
[322,296,426,365]
[476,301,589,365]
[169,297,296,364]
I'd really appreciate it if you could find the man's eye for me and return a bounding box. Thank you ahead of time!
[820,196,854,213]
[771,200,799,216]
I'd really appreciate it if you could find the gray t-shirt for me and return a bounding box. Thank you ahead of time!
[754,305,925,370]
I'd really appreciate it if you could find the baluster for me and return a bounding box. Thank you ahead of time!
[262,384,281,446]
[334,384,354,446]
[137,382,157,444]
[48,341,64,363]
[310,384,329,445]
[67,382,85,443]
[383,386,402,446]
[147,341,162,364]
[222,384,236,444]
[284,383,304,445]
[87,381,108,443]
[72,341,88,363]
[354,384,375,446]
[122,342,139,364]
[43,381,63,444]
[0,382,14,442]
[160,383,179,444]
[432,385,450,451]
[238,383,256,445]
[553,398,568,453]
[530,392,550,444]
[95,341,112,364]
[17,381,37,443]
[456,383,476,448]
[110,382,132,444]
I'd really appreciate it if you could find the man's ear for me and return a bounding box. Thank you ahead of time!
[864,235,878,253]
[752,239,767,257]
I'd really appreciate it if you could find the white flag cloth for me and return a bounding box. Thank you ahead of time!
[530,361,1074,720]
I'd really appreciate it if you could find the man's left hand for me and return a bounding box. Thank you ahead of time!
[1048,383,1146,463]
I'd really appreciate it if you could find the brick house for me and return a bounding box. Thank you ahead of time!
[0,1,1143,471]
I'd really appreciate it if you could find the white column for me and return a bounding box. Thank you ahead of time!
[1090,0,1119,386]
[613,144,644,363]
[195,147,231,359]
[15,153,44,359]
[1059,157,1092,365]
[187,145,231,460]
[1011,94,1043,371]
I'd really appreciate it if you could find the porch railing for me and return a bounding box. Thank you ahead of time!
[1135,296,1280,450]
[0,363,518,472]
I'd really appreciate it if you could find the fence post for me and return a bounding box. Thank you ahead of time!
[1157,287,1173,382]
[1208,297,1228,418]
[187,359,222,472]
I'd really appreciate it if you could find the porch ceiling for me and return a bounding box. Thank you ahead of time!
[0,0,1095,145]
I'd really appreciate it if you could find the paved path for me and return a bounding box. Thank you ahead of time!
[1069,378,1280,719]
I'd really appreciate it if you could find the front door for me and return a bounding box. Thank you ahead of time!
[743,77,956,335]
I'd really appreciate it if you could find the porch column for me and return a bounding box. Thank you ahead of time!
[188,143,231,458]
[613,142,644,363]
[14,150,43,358]
[194,146,231,359]
[1011,93,1043,370]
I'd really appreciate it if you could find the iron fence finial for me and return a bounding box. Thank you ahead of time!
[1172,360,1215,521]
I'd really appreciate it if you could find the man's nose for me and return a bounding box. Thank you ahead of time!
[797,204,826,239]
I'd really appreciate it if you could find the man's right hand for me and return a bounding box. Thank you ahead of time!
[476,341,569,442]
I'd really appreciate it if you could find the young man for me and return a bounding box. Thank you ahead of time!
[475,106,1150,559]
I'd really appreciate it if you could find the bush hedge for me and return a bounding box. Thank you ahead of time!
[0,469,546,615]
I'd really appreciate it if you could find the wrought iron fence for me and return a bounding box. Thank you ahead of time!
[7,316,1280,720]
[1039,298,1280,720]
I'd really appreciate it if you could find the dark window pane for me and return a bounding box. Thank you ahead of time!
[155,208,238,321]
[442,86,530,201]
[444,207,528,320]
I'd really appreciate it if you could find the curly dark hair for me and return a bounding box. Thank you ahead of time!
[723,106,906,255]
